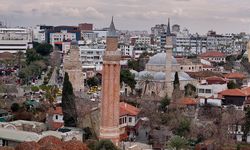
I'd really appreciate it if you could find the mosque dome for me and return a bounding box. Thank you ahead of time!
[147,52,178,65]
[130,70,139,77]
[173,72,193,81]
[138,71,154,78]
[153,72,165,80]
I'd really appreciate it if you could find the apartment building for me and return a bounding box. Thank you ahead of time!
[0,27,33,53]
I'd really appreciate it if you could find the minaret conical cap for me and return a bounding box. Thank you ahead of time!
[107,16,117,37]
[166,18,171,36]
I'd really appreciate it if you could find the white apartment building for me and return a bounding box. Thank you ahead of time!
[119,43,134,57]
[134,36,151,45]
[33,25,46,43]
[79,43,105,71]
[0,28,33,53]
[50,30,76,46]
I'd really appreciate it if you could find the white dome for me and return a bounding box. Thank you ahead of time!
[147,52,178,65]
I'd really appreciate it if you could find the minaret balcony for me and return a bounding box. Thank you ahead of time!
[103,51,121,61]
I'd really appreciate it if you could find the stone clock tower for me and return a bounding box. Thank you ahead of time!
[99,17,121,146]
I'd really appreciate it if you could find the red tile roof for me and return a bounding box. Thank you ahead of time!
[199,51,225,57]
[219,89,247,97]
[52,107,63,115]
[177,97,197,105]
[62,140,89,150]
[205,76,227,84]
[38,136,63,146]
[120,102,140,116]
[224,72,246,79]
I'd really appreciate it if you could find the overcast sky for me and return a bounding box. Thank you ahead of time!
[1,0,250,34]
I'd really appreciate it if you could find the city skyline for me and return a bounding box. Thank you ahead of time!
[1,0,250,34]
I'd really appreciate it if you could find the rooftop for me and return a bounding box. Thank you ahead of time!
[120,102,140,116]
[224,72,246,79]
[199,51,225,57]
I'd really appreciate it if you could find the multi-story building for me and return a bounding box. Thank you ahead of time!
[206,30,233,52]
[151,24,167,36]
[33,25,53,43]
[119,43,133,57]
[78,23,93,31]
[50,30,77,47]
[79,42,105,71]
[0,27,33,53]
[134,36,151,45]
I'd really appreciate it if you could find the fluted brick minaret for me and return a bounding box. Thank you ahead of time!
[99,17,121,146]
[165,18,173,97]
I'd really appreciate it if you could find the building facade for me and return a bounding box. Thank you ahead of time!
[0,28,33,53]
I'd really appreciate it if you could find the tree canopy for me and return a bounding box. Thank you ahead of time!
[35,43,53,56]
[168,136,188,150]
[159,95,170,112]
[95,140,118,150]
[184,83,196,97]
[227,80,237,89]
[86,77,100,87]
[120,69,136,91]
[26,49,42,65]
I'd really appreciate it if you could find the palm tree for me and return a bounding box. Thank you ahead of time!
[138,73,154,96]
[45,85,59,107]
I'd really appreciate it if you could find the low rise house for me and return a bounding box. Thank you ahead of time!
[199,51,226,63]
[47,106,64,130]
[219,87,250,109]
[119,102,141,141]
[197,76,227,98]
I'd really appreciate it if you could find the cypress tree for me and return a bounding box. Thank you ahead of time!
[62,72,77,127]
[173,72,180,90]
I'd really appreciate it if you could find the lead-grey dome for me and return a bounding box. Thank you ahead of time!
[147,52,178,65]
[154,72,165,80]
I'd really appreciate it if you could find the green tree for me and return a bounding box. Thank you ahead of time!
[243,108,250,137]
[127,59,140,71]
[138,73,153,96]
[227,80,237,89]
[184,83,196,97]
[26,49,42,65]
[95,140,118,150]
[175,117,191,137]
[173,72,180,90]
[11,103,20,112]
[168,136,188,150]
[160,95,170,112]
[86,77,99,87]
[45,85,59,107]
[120,69,136,92]
[62,72,77,127]
[35,43,53,56]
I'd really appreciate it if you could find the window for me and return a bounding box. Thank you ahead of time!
[205,89,212,93]
[129,117,132,123]
[198,89,204,93]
